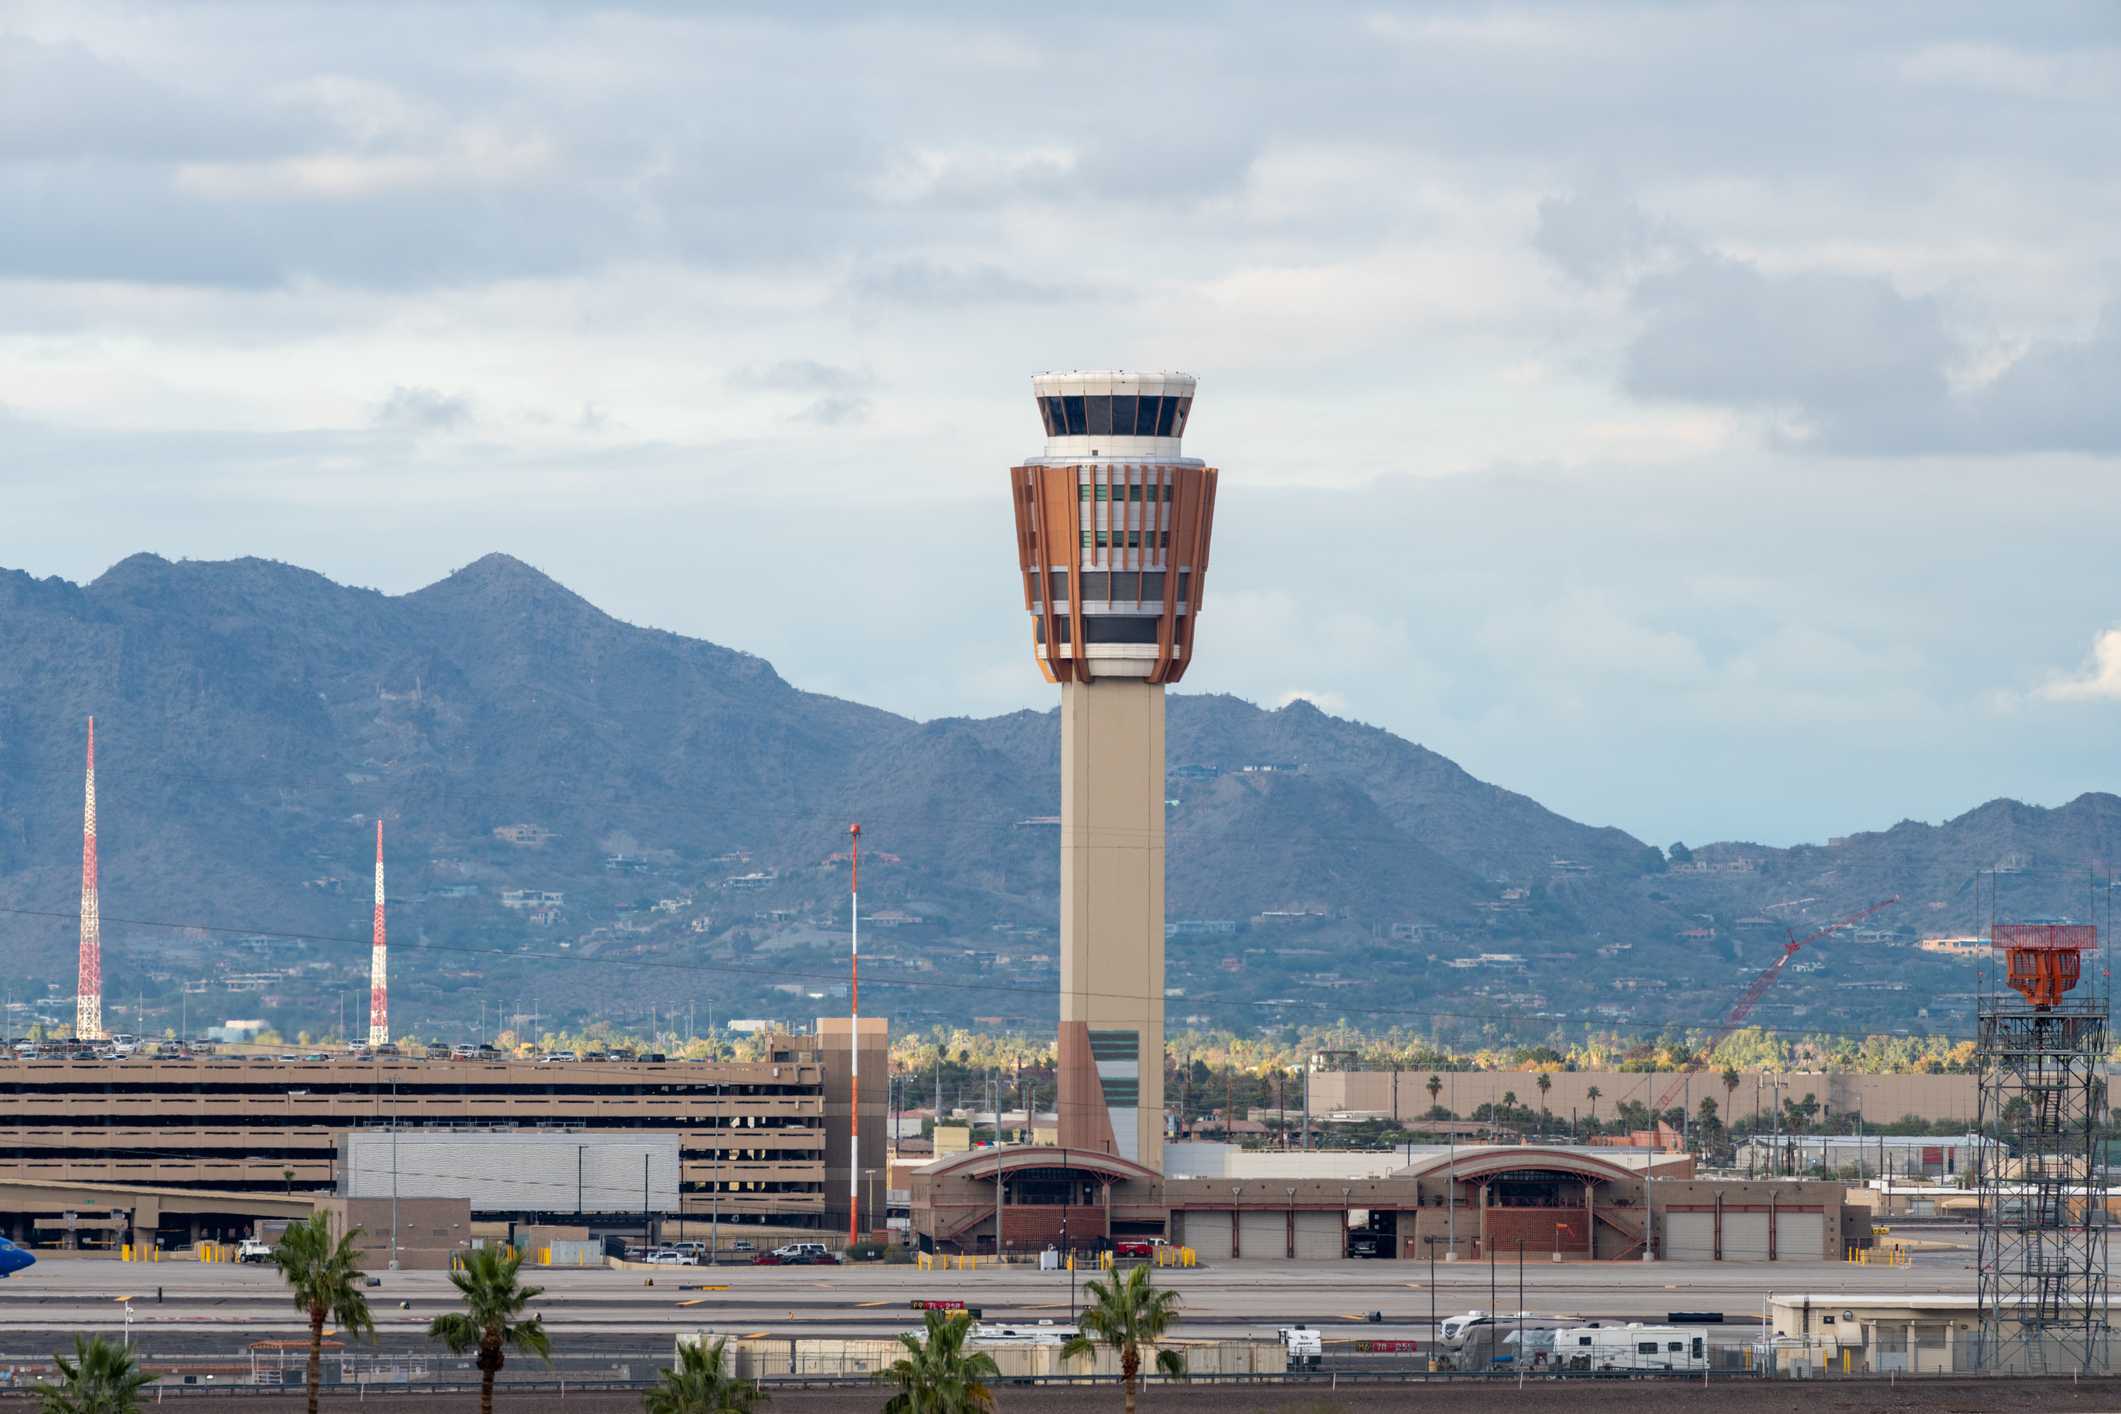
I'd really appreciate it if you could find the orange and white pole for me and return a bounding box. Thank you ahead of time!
[848,821,861,1245]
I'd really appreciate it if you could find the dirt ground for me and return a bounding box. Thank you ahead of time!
[9,1378,2117,1412]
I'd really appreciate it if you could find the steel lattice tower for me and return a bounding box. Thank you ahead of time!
[76,717,103,1042]
[1976,921,2109,1372]
[368,821,389,1047]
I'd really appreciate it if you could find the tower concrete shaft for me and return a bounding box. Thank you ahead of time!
[1056,681,1166,1171]
[1010,372,1218,1173]
[76,717,103,1042]
[368,820,388,1047]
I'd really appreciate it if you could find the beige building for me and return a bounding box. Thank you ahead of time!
[1308,1068,1993,1128]
[0,1033,877,1251]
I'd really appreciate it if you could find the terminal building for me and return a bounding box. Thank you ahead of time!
[0,1024,883,1256]
[909,1141,1865,1263]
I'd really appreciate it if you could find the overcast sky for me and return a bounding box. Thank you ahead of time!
[4,2,2118,848]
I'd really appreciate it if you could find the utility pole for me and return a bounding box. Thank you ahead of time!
[388,1072,399,1270]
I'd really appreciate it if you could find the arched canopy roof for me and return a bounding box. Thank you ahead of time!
[1395,1145,1648,1187]
[925,1146,1160,1186]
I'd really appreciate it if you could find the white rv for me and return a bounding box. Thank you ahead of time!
[1555,1323,1707,1374]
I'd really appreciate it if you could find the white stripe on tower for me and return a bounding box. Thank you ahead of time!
[368,820,388,1046]
[76,716,103,1042]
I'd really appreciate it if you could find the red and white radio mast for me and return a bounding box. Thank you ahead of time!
[368,820,389,1047]
[848,821,861,1245]
[76,717,103,1042]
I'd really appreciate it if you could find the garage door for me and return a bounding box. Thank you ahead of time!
[1722,1212,1771,1262]
[1664,1211,1715,1262]
[1239,1210,1289,1260]
[1775,1211,1823,1262]
[1184,1212,1233,1262]
[1293,1211,1344,1260]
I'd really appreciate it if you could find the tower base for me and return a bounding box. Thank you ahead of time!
[1056,679,1165,1174]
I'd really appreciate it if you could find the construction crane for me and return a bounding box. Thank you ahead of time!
[1650,895,1901,1120]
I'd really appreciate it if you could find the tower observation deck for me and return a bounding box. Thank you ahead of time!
[1010,372,1219,684]
[1006,372,1220,1175]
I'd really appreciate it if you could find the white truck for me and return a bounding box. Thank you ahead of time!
[1554,1323,1708,1374]
[1277,1326,1323,1370]
[236,1239,275,1264]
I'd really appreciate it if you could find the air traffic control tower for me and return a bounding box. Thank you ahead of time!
[1008,372,1219,1173]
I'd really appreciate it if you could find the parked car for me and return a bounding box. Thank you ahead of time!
[728,1239,756,1253]
[757,1242,836,1266]
[641,1248,693,1266]
[539,1051,579,1064]
[1113,1237,1168,1259]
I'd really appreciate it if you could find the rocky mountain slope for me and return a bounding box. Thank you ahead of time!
[0,554,2108,1044]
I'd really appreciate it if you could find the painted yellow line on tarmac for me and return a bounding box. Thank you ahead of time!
[742,1330,769,1340]
[856,1299,891,1308]
[1339,1314,1368,1322]
[677,1298,715,1308]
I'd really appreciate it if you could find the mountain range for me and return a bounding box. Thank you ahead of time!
[0,552,2112,1045]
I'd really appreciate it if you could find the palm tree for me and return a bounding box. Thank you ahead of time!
[270,1213,376,1414]
[1536,1073,1552,1135]
[1425,1074,1442,1112]
[877,1309,1000,1414]
[1585,1086,1602,1129]
[1061,1264,1185,1414]
[428,1245,551,1414]
[647,1336,767,1414]
[34,1335,152,1414]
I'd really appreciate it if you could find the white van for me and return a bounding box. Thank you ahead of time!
[1555,1323,1707,1373]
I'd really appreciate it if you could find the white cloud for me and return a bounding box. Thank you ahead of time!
[0,0,2114,846]
[2038,628,2121,703]
[1275,688,1347,714]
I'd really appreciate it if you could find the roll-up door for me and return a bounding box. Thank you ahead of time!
[1774,1211,1823,1261]
[1722,1212,1771,1262]
[1238,1210,1288,1260]
[1293,1211,1344,1260]
[1664,1211,1715,1261]
[1184,1212,1234,1262]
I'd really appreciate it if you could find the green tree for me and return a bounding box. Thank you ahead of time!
[1585,1085,1602,1128]
[34,1335,152,1414]
[427,1246,551,1414]
[1425,1074,1442,1111]
[877,1309,1001,1414]
[269,1213,376,1414]
[1667,841,1693,864]
[646,1336,766,1414]
[1535,1072,1552,1134]
[1060,1264,1186,1414]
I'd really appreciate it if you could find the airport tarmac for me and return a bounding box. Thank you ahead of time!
[0,1245,1978,1358]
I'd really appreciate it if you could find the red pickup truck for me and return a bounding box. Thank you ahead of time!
[1113,1237,1168,1259]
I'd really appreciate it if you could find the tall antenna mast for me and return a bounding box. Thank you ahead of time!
[76,717,103,1042]
[368,820,389,1047]
[848,821,861,1246]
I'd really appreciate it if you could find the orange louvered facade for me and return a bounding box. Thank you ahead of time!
[1008,461,1218,684]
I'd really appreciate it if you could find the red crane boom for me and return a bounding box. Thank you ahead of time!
[1651,895,1900,1119]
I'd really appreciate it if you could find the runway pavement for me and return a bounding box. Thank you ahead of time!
[0,1242,1979,1361]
